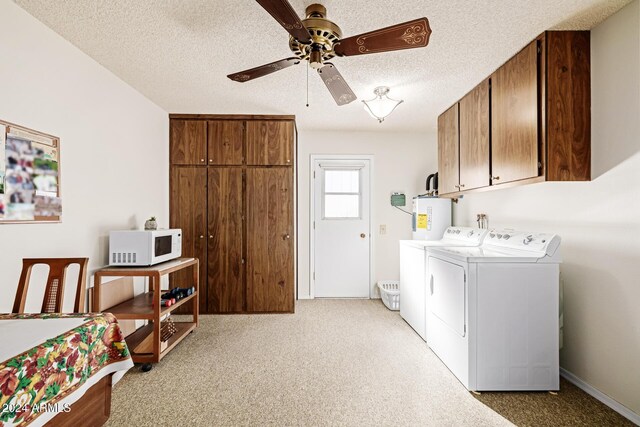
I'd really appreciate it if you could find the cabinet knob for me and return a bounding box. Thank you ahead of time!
[209,159,213,162]
[200,158,205,162]
[209,235,213,239]
[360,233,366,239]
[286,159,291,163]
[199,235,204,239]
[459,184,465,188]
[454,184,460,189]
[492,176,500,180]
[283,234,291,240]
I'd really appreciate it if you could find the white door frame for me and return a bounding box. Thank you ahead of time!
[309,154,374,299]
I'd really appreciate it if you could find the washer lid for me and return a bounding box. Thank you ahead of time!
[426,245,554,263]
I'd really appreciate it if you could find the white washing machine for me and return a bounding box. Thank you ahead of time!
[399,227,488,341]
[426,230,561,391]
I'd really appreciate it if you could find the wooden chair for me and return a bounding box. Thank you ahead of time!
[12,258,89,313]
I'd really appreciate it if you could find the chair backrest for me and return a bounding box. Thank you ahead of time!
[12,258,89,314]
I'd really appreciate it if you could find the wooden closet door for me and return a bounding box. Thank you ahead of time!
[459,79,490,190]
[246,121,293,166]
[437,104,460,194]
[170,167,207,314]
[207,121,244,165]
[170,120,207,165]
[246,168,294,312]
[491,41,539,184]
[207,168,244,313]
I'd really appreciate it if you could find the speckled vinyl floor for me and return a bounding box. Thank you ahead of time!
[107,300,633,426]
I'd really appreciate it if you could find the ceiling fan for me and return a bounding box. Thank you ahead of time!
[227,1,432,106]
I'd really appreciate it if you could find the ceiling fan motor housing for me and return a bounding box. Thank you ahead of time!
[289,4,342,62]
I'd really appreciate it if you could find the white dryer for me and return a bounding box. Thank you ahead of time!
[399,227,488,341]
[426,230,561,391]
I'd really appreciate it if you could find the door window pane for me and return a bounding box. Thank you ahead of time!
[324,195,359,218]
[324,170,359,193]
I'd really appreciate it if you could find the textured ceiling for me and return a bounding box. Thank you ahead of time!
[15,0,631,132]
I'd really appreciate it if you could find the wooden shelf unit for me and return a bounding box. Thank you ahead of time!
[93,257,199,363]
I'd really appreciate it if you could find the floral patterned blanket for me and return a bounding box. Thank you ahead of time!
[0,313,133,427]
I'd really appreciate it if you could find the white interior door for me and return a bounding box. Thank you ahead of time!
[313,159,371,298]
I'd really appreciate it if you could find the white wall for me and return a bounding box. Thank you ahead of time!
[0,1,168,312]
[297,130,436,299]
[453,0,640,416]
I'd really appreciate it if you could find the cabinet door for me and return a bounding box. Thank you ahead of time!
[246,168,294,312]
[437,104,460,194]
[246,121,293,166]
[170,167,207,314]
[491,41,539,184]
[207,121,244,165]
[170,120,207,165]
[207,168,244,313]
[459,79,490,190]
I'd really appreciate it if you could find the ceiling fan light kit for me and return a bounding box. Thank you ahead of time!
[227,1,432,109]
[362,86,404,123]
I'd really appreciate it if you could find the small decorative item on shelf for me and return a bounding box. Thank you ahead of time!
[161,317,178,342]
[144,216,158,230]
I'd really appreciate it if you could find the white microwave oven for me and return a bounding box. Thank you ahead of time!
[109,229,182,266]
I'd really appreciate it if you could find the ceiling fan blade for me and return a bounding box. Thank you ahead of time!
[227,57,300,82]
[255,0,311,44]
[317,63,357,106]
[334,17,431,57]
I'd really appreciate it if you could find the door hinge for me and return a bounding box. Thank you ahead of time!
[313,171,316,178]
[313,221,315,229]
[464,272,467,283]
[313,272,315,280]
[538,162,543,169]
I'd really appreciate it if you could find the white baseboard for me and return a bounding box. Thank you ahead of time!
[560,368,640,425]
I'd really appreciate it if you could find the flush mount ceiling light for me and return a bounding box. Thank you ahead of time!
[362,86,404,123]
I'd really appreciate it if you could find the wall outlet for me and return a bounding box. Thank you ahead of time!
[379,224,387,235]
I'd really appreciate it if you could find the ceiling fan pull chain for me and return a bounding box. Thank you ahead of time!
[306,62,310,107]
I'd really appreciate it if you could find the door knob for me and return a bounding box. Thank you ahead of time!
[360,233,366,238]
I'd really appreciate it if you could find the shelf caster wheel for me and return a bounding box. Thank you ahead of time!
[141,363,153,372]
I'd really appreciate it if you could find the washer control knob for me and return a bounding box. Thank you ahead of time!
[497,234,503,239]
[455,230,461,234]
[523,235,533,245]
[490,233,495,238]
[503,234,510,240]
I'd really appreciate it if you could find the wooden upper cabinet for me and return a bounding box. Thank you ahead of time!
[207,121,244,165]
[545,31,591,181]
[459,79,490,191]
[437,104,460,195]
[207,168,244,313]
[246,168,294,312]
[246,121,294,166]
[170,120,207,165]
[491,40,540,184]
